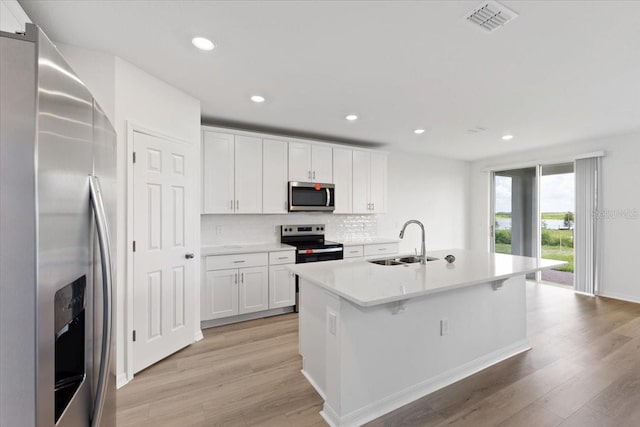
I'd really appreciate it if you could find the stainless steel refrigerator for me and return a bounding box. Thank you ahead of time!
[0,23,116,427]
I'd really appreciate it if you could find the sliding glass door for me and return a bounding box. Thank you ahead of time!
[491,163,575,287]
[491,167,538,279]
[539,163,575,286]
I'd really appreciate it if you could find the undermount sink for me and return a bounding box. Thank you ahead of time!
[368,256,439,266]
[370,259,404,266]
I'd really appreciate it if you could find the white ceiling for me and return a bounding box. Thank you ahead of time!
[20,0,640,160]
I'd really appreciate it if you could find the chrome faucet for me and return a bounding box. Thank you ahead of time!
[399,220,426,264]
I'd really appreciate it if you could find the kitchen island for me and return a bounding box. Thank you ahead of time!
[288,249,564,427]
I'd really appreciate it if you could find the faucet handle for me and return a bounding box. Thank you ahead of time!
[414,248,418,256]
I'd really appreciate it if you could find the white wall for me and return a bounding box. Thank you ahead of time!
[202,150,471,254]
[0,0,30,33]
[57,44,116,122]
[56,45,201,386]
[470,130,640,303]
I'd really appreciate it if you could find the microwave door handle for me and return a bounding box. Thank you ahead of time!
[89,175,113,427]
[326,188,331,207]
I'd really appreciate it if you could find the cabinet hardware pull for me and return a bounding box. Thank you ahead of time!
[313,171,316,180]
[236,200,239,211]
[235,273,238,284]
[233,260,245,263]
[241,272,244,283]
[230,200,233,210]
[278,256,288,260]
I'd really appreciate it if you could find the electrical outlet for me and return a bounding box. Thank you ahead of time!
[440,318,449,336]
[328,312,337,335]
[216,226,223,236]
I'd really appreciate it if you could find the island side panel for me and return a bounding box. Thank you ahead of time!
[299,277,339,399]
[335,275,529,425]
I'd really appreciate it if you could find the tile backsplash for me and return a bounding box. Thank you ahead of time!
[201,213,378,245]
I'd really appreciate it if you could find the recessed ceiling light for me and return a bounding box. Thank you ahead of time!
[414,129,426,135]
[191,37,215,51]
[502,134,514,140]
[345,114,358,121]
[250,95,265,103]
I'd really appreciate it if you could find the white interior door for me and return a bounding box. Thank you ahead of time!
[132,131,196,373]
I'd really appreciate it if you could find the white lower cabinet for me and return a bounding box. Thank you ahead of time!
[344,245,364,258]
[202,269,239,320]
[269,265,296,309]
[363,242,400,257]
[238,266,269,314]
[202,250,295,323]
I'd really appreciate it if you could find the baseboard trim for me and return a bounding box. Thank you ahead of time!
[323,339,531,427]
[301,369,326,400]
[598,291,640,305]
[201,306,295,329]
[116,372,130,389]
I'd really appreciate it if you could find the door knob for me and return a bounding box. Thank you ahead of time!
[185,253,195,259]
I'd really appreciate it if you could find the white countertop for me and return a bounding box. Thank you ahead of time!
[288,249,566,307]
[335,237,400,245]
[201,243,295,256]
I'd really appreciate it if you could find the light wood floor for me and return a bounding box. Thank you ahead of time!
[117,283,640,427]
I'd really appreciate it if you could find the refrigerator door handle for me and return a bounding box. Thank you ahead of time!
[89,175,113,427]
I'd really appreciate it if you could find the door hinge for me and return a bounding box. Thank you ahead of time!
[133,151,136,163]
[132,241,136,252]
[132,330,137,342]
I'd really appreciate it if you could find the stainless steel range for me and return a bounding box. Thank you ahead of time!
[280,224,343,310]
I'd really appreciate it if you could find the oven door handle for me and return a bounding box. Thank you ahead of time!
[326,187,331,207]
[298,247,343,255]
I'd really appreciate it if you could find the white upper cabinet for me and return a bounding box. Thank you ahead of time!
[352,150,371,214]
[353,150,387,214]
[263,139,288,214]
[202,131,234,214]
[288,141,312,182]
[332,147,353,214]
[288,141,333,183]
[369,152,387,213]
[312,144,333,183]
[202,130,262,214]
[202,127,385,215]
[234,135,262,214]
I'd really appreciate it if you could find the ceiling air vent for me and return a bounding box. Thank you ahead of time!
[464,1,518,32]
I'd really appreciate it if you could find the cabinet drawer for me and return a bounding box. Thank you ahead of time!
[269,251,295,265]
[363,243,399,257]
[344,245,364,258]
[206,252,268,270]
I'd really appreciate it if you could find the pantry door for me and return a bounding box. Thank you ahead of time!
[132,130,196,373]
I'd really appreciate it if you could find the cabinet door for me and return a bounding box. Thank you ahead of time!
[238,266,269,314]
[369,152,387,213]
[269,265,296,309]
[263,139,288,213]
[311,144,333,183]
[202,269,238,320]
[352,150,371,214]
[202,131,234,213]
[288,141,312,182]
[234,135,263,213]
[332,148,352,213]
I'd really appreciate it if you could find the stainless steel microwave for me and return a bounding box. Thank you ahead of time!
[288,182,335,212]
